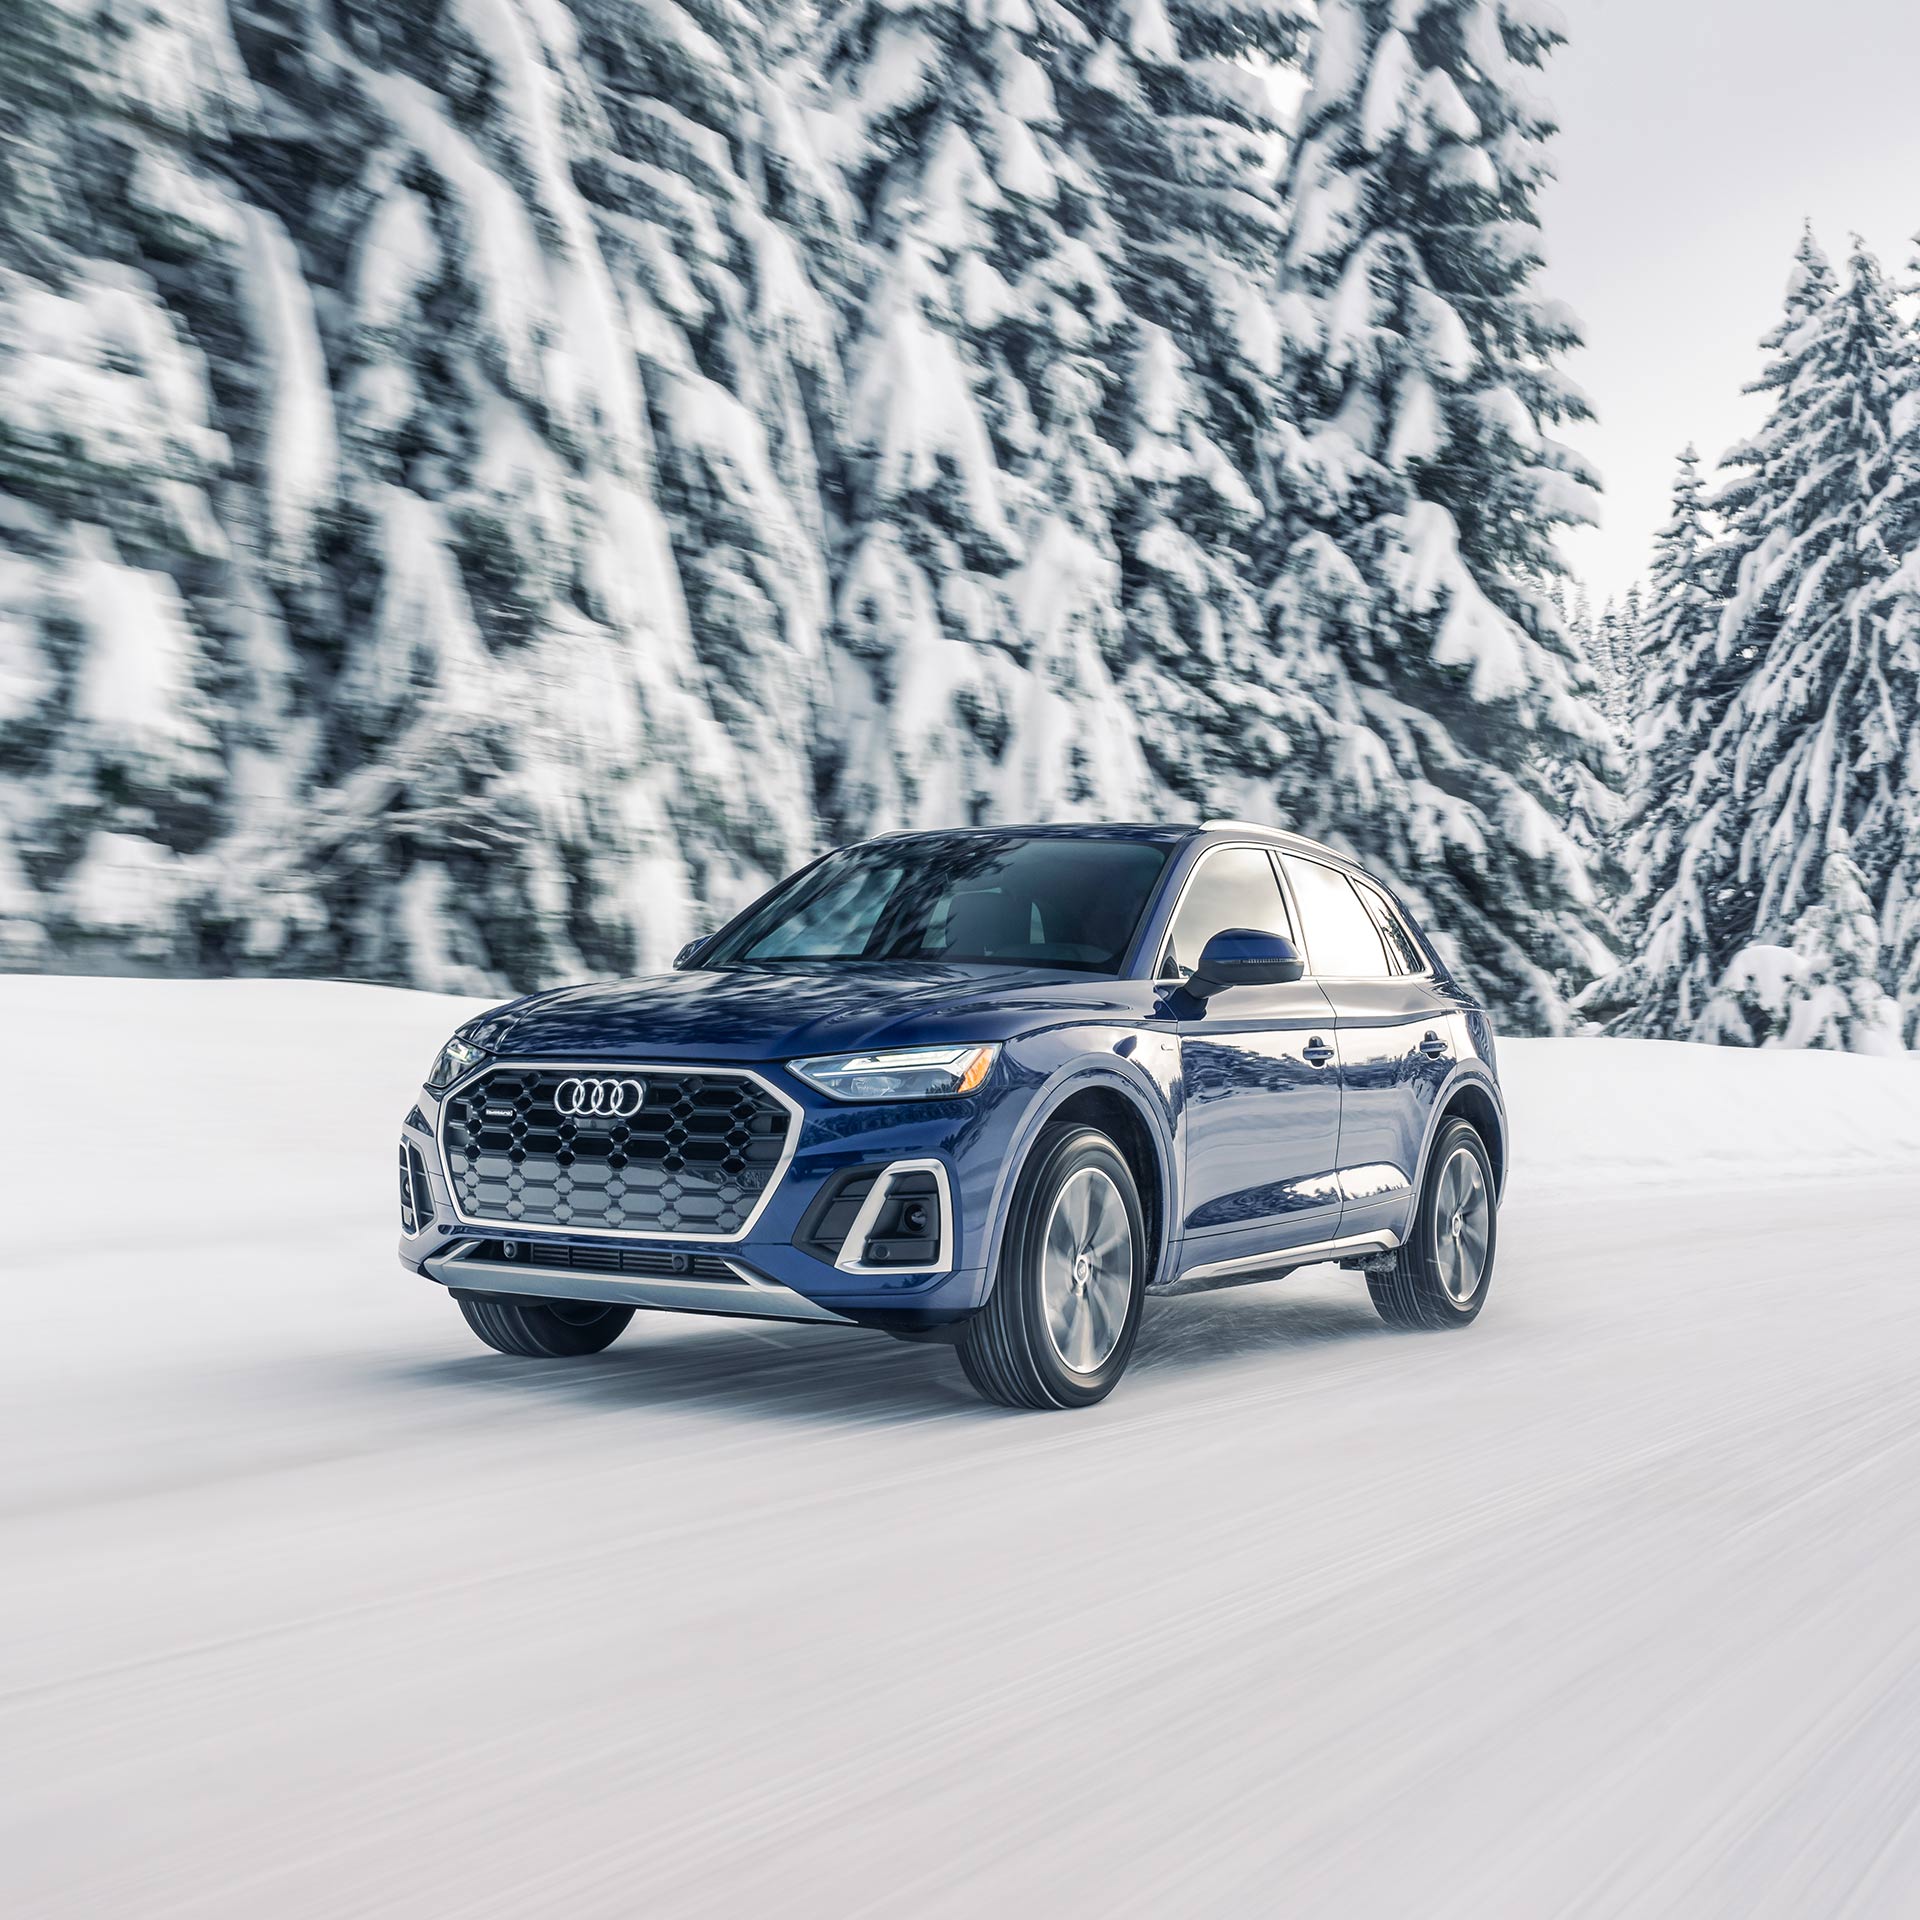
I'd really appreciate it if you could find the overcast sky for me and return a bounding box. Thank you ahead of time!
[1541,0,1920,604]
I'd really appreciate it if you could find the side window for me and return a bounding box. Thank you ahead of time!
[1279,856,1390,978]
[1352,877,1426,975]
[1160,847,1295,981]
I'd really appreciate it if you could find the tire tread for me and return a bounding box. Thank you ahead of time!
[456,1296,633,1357]
[1367,1117,1495,1330]
[958,1125,1144,1410]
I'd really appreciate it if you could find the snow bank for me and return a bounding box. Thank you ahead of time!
[1503,1034,1920,1193]
[7,977,1917,1265]
[5,976,486,1261]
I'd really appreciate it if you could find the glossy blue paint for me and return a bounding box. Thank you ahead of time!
[1167,978,1344,1255]
[399,823,1507,1328]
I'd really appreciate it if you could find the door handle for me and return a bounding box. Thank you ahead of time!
[1303,1038,1335,1068]
[1418,1031,1450,1060]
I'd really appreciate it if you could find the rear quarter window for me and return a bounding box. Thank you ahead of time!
[1352,878,1427,975]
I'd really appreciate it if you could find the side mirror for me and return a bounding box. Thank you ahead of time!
[673,938,707,970]
[1188,929,1305,997]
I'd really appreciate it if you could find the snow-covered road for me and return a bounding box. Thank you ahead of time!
[6,978,1920,1917]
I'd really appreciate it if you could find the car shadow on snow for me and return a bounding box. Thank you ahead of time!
[386,1275,1393,1425]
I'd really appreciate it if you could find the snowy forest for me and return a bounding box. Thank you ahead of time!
[1,0,1917,1050]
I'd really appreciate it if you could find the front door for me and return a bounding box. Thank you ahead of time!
[1162,845,1344,1266]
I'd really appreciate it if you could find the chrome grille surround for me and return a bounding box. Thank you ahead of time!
[436,1060,802,1243]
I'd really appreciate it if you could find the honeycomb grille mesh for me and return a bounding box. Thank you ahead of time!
[441,1067,791,1236]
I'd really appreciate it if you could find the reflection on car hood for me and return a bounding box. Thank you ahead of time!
[478,964,1140,1062]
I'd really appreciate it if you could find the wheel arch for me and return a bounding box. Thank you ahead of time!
[1424,1071,1507,1200]
[979,1065,1176,1294]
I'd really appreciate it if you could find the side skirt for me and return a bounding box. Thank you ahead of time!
[1153,1229,1402,1300]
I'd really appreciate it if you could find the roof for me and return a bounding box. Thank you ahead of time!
[867,818,1359,867]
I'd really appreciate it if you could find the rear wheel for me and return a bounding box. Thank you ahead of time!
[1367,1117,1496,1329]
[958,1125,1146,1410]
[456,1294,634,1357]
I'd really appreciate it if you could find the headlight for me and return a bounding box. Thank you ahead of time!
[424,1034,491,1091]
[789,1044,999,1102]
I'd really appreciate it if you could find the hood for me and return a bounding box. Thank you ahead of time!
[477,963,1142,1063]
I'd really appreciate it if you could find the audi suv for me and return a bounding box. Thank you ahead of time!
[398,823,1506,1409]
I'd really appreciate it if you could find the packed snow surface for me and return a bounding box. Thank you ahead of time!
[5,976,1920,1916]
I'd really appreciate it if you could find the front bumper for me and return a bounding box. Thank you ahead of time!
[397,1065,1022,1324]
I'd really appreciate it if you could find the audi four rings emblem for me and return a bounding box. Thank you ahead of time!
[555,1076,646,1118]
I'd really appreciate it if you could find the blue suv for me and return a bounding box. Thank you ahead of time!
[398,823,1506,1409]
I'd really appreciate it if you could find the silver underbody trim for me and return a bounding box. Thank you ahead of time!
[424,1244,852,1325]
[1154,1229,1402,1298]
[434,1058,803,1245]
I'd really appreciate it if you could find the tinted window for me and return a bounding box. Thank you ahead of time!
[703,834,1170,974]
[1280,856,1390,977]
[1353,877,1426,975]
[1160,846,1296,981]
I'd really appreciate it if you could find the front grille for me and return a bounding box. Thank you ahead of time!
[440,1065,792,1237]
[468,1239,753,1284]
[399,1140,433,1235]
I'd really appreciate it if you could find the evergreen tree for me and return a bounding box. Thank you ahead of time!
[1605,236,1920,1048]
[1714,242,1915,943]
[272,0,855,987]
[1068,0,1314,814]
[1605,587,1643,736]
[1263,0,1612,1031]
[817,0,1153,830]
[1699,841,1902,1053]
[1593,451,1729,1037]
[0,0,855,989]
[1596,245,1823,1037]
[1865,235,1920,1040]
[0,0,262,966]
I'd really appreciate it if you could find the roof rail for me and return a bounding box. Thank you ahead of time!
[1199,817,1283,835]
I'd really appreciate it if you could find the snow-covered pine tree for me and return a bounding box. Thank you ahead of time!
[1862,235,1920,1040]
[1061,0,1316,814]
[1264,0,1612,1030]
[1704,242,1916,1000]
[1590,448,1727,1037]
[1602,587,1642,737]
[2,0,852,989]
[1698,840,1902,1053]
[818,0,1213,830]
[265,0,854,988]
[1605,236,1920,1047]
[0,0,264,966]
[1593,247,1832,1038]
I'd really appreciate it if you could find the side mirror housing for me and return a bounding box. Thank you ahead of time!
[1188,929,1305,997]
[673,938,707,971]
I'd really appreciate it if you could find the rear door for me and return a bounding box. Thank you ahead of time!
[1163,845,1343,1266]
[1277,855,1456,1245]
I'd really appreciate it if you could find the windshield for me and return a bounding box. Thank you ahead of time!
[700,834,1172,975]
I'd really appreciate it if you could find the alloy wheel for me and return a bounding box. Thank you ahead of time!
[1433,1144,1490,1306]
[1039,1166,1135,1373]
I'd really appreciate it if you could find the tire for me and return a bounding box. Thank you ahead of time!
[958,1124,1148,1410]
[1368,1117,1497,1330]
[456,1294,634,1357]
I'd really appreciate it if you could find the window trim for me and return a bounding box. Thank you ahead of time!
[1152,842,1301,984]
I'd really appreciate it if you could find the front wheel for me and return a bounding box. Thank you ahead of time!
[958,1125,1147,1410]
[1367,1117,1497,1329]
[456,1294,634,1357]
